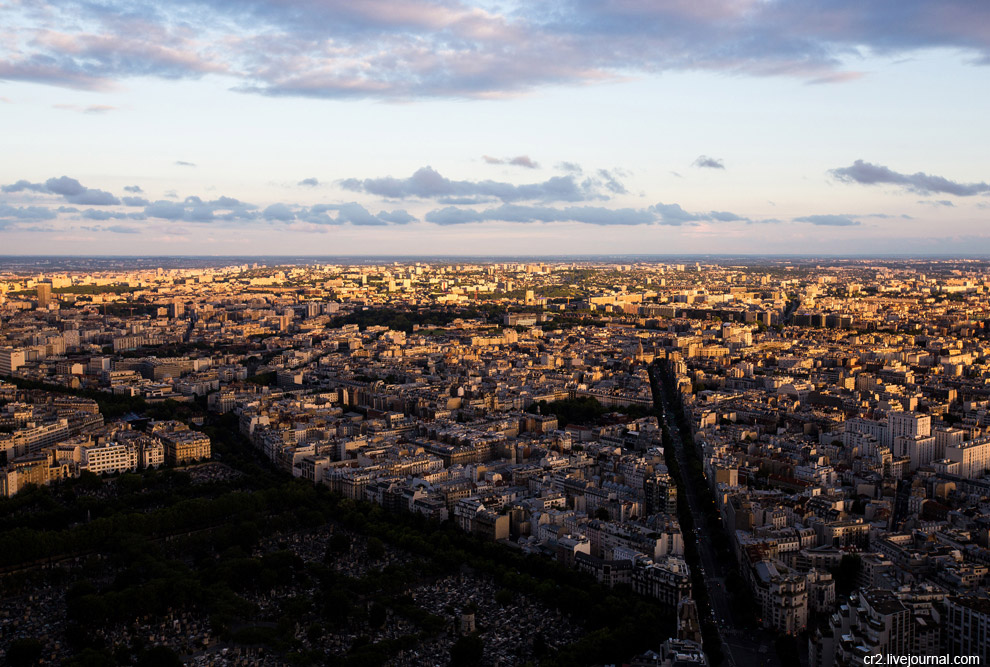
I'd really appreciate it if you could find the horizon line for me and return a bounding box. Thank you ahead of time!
[3,253,990,260]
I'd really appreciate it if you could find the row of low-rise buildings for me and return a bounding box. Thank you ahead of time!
[0,384,211,496]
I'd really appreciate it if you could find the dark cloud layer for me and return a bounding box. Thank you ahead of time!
[4,1,990,100]
[831,160,990,196]
[0,171,910,235]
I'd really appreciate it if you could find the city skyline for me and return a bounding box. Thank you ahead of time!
[2,1,990,254]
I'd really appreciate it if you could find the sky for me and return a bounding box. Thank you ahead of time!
[1,0,989,256]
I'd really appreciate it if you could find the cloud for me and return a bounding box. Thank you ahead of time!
[283,201,411,226]
[557,162,583,174]
[298,177,320,187]
[426,204,654,226]
[1,180,47,194]
[80,208,130,220]
[53,103,116,113]
[650,202,753,225]
[0,169,800,234]
[918,200,954,207]
[335,203,390,226]
[175,160,196,167]
[596,169,628,195]
[694,156,725,170]
[303,203,416,226]
[262,203,296,221]
[144,201,186,220]
[425,201,750,226]
[143,195,258,222]
[375,209,416,225]
[830,160,990,196]
[123,185,143,193]
[860,213,899,219]
[0,203,57,221]
[793,214,860,226]
[45,176,88,196]
[10,0,990,99]
[651,202,703,225]
[1,175,119,205]
[65,190,119,206]
[340,165,616,203]
[708,211,747,222]
[483,155,539,169]
[45,176,120,206]
[807,72,866,85]
[81,223,140,233]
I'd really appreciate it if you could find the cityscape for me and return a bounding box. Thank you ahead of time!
[2,257,990,666]
[5,1,990,666]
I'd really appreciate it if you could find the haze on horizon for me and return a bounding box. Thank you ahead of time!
[1,0,989,255]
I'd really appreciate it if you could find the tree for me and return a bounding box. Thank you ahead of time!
[494,588,514,606]
[62,649,116,667]
[368,602,387,629]
[328,532,351,556]
[450,635,484,667]
[76,470,103,491]
[532,633,548,658]
[366,536,386,561]
[138,646,184,667]
[5,639,43,667]
[324,589,352,623]
[306,623,323,643]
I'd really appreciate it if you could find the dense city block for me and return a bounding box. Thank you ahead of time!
[4,257,990,666]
